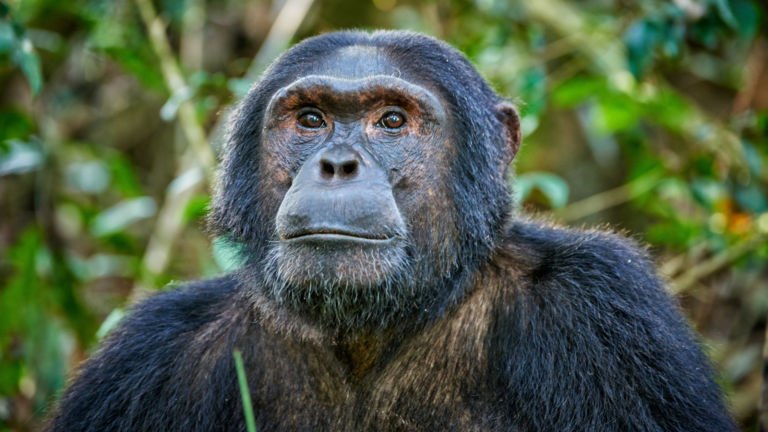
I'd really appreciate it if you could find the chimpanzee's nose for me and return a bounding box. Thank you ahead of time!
[318,146,360,181]
[277,143,403,242]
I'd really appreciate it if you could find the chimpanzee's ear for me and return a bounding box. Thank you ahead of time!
[494,101,521,165]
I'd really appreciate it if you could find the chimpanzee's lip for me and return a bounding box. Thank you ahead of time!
[282,229,397,243]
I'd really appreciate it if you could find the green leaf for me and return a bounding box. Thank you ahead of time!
[624,20,659,79]
[551,76,605,108]
[183,194,211,223]
[516,172,570,208]
[594,95,640,133]
[0,362,22,395]
[11,38,42,95]
[647,89,692,133]
[0,139,43,175]
[228,77,253,98]
[712,0,738,28]
[95,308,125,340]
[741,141,762,176]
[691,178,727,208]
[65,160,111,193]
[109,155,144,197]
[734,184,768,213]
[645,222,700,248]
[103,46,165,94]
[90,197,157,237]
[0,229,41,395]
[0,19,15,52]
[167,167,204,196]
[730,0,759,39]
[689,13,721,49]
[212,238,245,272]
[518,66,547,116]
[77,254,134,281]
[234,350,257,432]
[0,108,34,141]
[160,85,195,121]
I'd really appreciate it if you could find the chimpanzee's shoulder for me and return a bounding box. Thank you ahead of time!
[495,216,661,293]
[124,275,243,332]
[487,218,737,432]
[46,276,250,432]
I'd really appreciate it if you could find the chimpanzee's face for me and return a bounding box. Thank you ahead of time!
[259,47,457,292]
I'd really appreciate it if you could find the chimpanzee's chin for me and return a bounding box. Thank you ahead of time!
[273,238,409,288]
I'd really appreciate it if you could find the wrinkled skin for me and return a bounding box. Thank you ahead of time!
[243,44,519,332]
[261,70,464,329]
[46,30,737,432]
[269,75,448,287]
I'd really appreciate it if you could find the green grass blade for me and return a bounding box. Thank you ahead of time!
[234,349,257,432]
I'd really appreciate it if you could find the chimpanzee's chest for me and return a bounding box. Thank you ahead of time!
[248,320,512,430]
[334,375,506,432]
[243,283,508,431]
[252,355,507,432]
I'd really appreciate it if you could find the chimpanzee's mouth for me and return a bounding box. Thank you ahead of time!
[282,229,397,243]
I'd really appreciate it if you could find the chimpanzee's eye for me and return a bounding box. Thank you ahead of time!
[298,112,325,128]
[378,112,405,129]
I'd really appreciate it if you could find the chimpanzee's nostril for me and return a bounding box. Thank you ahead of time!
[341,161,358,177]
[319,155,359,181]
[321,161,335,178]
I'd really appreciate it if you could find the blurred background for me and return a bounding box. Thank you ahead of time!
[0,0,766,430]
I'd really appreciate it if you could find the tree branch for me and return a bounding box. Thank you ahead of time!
[133,0,212,287]
[556,168,663,222]
[134,0,215,171]
[241,0,316,89]
[670,233,766,294]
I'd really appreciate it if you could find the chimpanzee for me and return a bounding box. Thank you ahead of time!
[46,30,737,432]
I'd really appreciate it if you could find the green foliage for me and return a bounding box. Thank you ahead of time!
[234,350,257,432]
[90,197,157,237]
[623,4,686,79]
[183,194,211,223]
[0,229,96,419]
[0,7,42,94]
[516,172,569,208]
[212,237,245,273]
[0,0,766,429]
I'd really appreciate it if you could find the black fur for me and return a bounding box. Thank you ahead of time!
[214,30,511,276]
[46,30,737,431]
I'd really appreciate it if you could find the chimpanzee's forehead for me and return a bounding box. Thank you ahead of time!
[310,45,404,80]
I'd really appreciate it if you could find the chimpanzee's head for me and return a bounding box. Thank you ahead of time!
[212,30,520,331]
